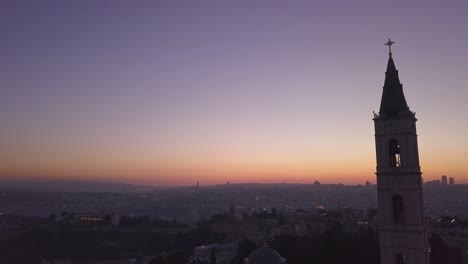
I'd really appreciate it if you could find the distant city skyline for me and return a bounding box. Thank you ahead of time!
[1,1,467,185]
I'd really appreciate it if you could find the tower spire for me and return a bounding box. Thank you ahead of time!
[379,38,409,118]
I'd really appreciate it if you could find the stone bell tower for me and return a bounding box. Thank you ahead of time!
[373,39,430,264]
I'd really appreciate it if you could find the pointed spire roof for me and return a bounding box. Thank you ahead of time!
[386,55,396,72]
[378,44,410,118]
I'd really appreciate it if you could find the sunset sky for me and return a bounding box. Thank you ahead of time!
[1,1,467,185]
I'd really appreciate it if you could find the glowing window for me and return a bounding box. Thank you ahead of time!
[389,139,401,167]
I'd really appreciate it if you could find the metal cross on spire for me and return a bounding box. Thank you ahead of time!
[385,38,395,56]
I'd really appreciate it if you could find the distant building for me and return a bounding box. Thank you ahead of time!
[449,177,455,185]
[365,180,371,187]
[424,179,442,187]
[244,245,286,264]
[111,214,121,227]
[430,217,468,263]
[313,181,320,187]
[441,175,448,185]
[79,215,104,223]
[191,242,238,264]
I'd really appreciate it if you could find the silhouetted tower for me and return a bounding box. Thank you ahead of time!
[373,39,430,264]
[441,175,447,185]
[449,177,455,185]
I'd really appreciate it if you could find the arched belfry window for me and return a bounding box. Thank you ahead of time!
[389,139,401,167]
[396,253,407,264]
[392,195,405,224]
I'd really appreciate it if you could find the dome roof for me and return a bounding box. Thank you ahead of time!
[245,247,286,264]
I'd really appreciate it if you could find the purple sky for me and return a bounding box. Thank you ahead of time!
[1,1,467,185]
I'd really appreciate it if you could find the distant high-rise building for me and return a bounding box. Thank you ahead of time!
[441,175,448,185]
[449,177,455,185]
[313,180,320,186]
[365,180,371,186]
[373,39,430,264]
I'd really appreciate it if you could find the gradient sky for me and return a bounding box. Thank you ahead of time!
[1,1,467,185]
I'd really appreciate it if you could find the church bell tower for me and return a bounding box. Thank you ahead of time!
[373,39,430,264]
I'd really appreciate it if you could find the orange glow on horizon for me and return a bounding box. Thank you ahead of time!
[1,150,466,186]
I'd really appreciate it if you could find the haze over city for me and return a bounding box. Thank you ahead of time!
[1,1,467,185]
